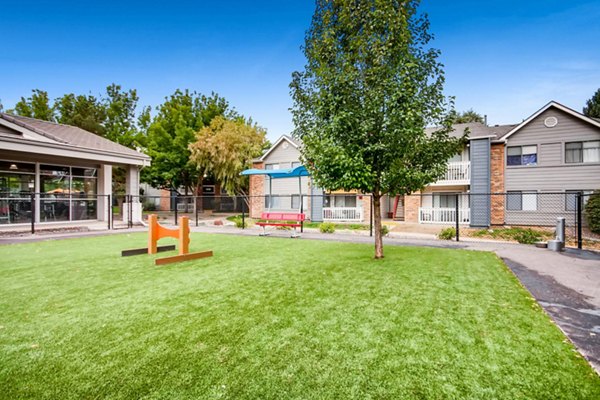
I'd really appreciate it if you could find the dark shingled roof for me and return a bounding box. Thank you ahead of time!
[0,113,149,159]
[425,122,517,141]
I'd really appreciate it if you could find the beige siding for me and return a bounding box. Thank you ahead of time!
[262,139,301,164]
[539,143,561,166]
[507,108,600,145]
[506,165,600,191]
[506,108,600,191]
[261,138,309,210]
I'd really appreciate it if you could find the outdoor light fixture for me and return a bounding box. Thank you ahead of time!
[9,163,18,170]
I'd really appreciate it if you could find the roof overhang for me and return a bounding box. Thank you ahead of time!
[0,135,150,166]
[500,101,600,142]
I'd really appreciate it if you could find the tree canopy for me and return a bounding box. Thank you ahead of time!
[12,89,55,121]
[290,0,466,258]
[189,116,267,195]
[10,85,147,147]
[143,90,236,194]
[583,88,600,119]
[55,93,107,135]
[451,109,485,124]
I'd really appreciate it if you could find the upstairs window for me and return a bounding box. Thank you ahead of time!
[565,141,600,163]
[291,161,301,169]
[265,163,280,170]
[507,146,537,166]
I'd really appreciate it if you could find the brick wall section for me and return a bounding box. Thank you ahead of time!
[490,143,505,225]
[159,189,171,211]
[404,193,421,223]
[362,195,372,224]
[249,161,264,218]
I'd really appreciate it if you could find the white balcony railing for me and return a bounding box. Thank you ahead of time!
[431,161,470,185]
[419,207,471,224]
[323,207,363,222]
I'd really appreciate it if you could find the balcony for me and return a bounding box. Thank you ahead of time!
[418,207,471,224]
[430,161,470,186]
[323,207,363,222]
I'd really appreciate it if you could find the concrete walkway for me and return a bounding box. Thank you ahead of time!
[1,225,598,372]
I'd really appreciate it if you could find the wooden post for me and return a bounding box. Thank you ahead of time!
[148,214,158,254]
[179,216,190,255]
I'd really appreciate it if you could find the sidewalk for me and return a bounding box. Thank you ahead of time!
[1,225,598,371]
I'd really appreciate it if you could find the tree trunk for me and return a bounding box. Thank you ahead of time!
[373,193,384,259]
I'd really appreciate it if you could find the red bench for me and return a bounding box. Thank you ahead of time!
[256,212,306,237]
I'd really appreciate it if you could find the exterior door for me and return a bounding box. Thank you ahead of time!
[394,196,405,221]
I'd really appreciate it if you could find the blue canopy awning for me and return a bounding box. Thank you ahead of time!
[241,165,310,179]
[241,165,310,211]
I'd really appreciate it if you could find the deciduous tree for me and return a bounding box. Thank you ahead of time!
[451,109,485,124]
[143,90,234,194]
[11,89,55,121]
[55,93,107,135]
[105,84,146,149]
[290,0,466,258]
[189,116,267,195]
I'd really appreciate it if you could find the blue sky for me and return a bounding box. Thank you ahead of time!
[1,1,599,141]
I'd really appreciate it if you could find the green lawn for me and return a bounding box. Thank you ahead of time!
[0,234,598,399]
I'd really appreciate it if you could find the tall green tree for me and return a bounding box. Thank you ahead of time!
[583,88,600,118]
[451,109,485,124]
[189,116,267,195]
[11,89,55,121]
[55,93,107,135]
[291,0,466,258]
[105,84,146,149]
[143,90,234,194]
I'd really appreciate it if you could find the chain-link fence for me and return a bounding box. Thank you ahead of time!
[401,192,597,251]
[580,192,599,250]
[3,190,597,251]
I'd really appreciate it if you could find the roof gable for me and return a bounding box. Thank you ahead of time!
[500,101,600,141]
[259,135,300,161]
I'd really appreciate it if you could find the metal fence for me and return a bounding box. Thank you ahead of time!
[0,193,111,234]
[3,191,597,252]
[405,192,596,250]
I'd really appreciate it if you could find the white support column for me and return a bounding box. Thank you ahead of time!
[97,164,112,222]
[124,165,142,223]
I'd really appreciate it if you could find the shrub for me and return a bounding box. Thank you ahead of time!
[438,227,456,240]
[319,222,336,233]
[142,201,156,211]
[585,190,600,234]
[513,228,542,244]
[230,216,248,228]
[381,225,390,236]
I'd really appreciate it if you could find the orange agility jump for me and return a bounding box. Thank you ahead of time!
[121,214,213,265]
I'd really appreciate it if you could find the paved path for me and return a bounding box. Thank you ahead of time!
[2,226,599,372]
